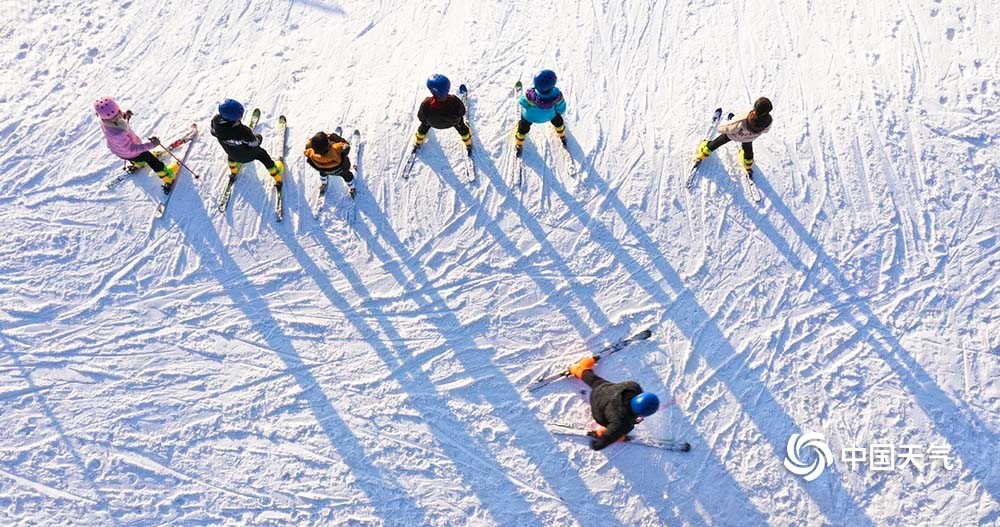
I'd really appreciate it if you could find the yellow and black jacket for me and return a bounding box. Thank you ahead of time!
[304,132,350,172]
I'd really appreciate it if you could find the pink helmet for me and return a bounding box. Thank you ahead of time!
[94,97,121,120]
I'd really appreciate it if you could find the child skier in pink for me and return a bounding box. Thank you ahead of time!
[95,97,178,194]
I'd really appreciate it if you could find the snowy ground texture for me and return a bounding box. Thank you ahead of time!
[1,0,998,525]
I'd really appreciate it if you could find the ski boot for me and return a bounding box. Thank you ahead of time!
[554,123,567,148]
[738,149,753,175]
[227,161,241,183]
[514,129,526,158]
[157,163,178,194]
[318,173,329,197]
[694,140,712,162]
[461,129,473,155]
[568,356,596,379]
[269,160,284,190]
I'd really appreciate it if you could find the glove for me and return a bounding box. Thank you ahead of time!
[148,136,161,145]
[590,437,601,450]
[342,144,351,157]
[124,110,133,120]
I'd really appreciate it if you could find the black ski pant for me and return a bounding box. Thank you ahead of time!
[707,135,753,161]
[418,121,470,137]
[229,147,276,170]
[581,370,610,393]
[128,150,165,172]
[317,159,354,184]
[517,114,564,135]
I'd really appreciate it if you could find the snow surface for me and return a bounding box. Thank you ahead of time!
[1,0,998,525]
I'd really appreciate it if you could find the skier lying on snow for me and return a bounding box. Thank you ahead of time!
[567,356,660,450]
[695,96,773,173]
[94,97,178,194]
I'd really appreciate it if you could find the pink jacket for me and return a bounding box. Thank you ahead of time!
[718,112,771,143]
[99,116,155,159]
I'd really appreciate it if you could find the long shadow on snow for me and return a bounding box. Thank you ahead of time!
[260,202,553,522]
[168,200,431,524]
[742,170,1000,503]
[537,137,876,526]
[399,140,700,526]
[357,147,644,525]
[483,138,772,525]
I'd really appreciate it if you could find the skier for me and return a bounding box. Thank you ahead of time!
[412,74,472,154]
[695,97,773,173]
[95,97,177,194]
[567,355,660,451]
[304,130,355,198]
[514,69,567,157]
[210,99,284,189]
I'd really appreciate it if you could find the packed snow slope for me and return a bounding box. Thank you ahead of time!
[1,0,998,525]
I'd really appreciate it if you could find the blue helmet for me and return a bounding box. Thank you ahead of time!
[426,74,451,98]
[630,392,660,417]
[533,69,557,93]
[218,99,245,121]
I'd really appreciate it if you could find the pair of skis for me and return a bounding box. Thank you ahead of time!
[217,109,287,221]
[509,80,576,188]
[400,84,477,183]
[313,126,361,223]
[686,108,762,202]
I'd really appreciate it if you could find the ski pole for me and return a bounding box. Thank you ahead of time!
[155,140,201,179]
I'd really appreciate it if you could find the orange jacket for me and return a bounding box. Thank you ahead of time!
[304,133,349,170]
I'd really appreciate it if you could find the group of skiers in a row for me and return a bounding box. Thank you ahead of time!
[95,69,773,449]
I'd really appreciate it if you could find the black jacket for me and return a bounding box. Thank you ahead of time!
[417,95,466,129]
[211,115,263,162]
[589,379,643,450]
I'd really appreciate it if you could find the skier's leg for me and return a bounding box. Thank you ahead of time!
[129,151,164,172]
[581,369,609,389]
[455,121,472,152]
[514,118,531,155]
[739,142,754,171]
[414,122,431,149]
[550,114,566,144]
[255,149,282,188]
[697,134,731,161]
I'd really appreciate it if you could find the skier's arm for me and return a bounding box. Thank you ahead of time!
[417,100,430,124]
[589,420,629,450]
[555,96,567,115]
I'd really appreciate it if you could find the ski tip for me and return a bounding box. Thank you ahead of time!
[638,328,653,339]
[252,108,261,115]
[459,84,468,93]
[279,115,287,122]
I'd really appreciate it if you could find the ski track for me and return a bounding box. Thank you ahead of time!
[0,0,997,525]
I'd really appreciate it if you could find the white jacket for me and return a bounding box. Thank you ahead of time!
[718,112,771,143]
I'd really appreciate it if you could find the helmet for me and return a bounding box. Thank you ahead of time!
[218,99,245,121]
[533,69,557,93]
[630,392,660,417]
[426,74,451,98]
[94,97,121,120]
